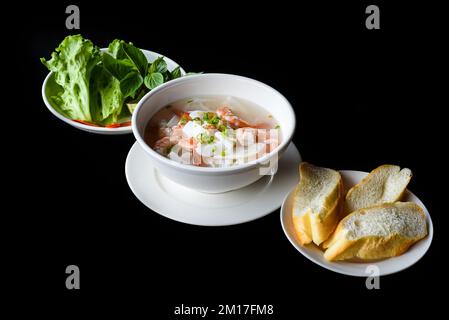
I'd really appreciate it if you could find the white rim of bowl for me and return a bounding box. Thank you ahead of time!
[41,49,184,132]
[132,73,296,173]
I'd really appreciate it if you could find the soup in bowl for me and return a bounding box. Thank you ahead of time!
[132,74,295,193]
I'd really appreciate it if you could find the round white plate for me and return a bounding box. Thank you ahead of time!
[281,170,433,277]
[126,142,302,226]
[42,49,184,135]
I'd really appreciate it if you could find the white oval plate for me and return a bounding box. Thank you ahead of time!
[125,142,301,226]
[281,170,433,277]
[42,49,184,135]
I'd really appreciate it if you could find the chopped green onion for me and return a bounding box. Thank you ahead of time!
[275,124,280,129]
[202,112,220,125]
[221,150,226,157]
[196,133,215,144]
[210,115,220,125]
[221,128,228,137]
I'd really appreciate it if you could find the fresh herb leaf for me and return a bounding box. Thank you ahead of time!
[275,124,280,129]
[102,53,137,80]
[144,72,164,89]
[171,66,182,79]
[149,57,168,74]
[122,42,148,76]
[164,70,172,82]
[106,40,148,76]
[120,72,143,98]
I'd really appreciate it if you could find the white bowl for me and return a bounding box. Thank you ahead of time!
[41,49,184,135]
[132,73,296,193]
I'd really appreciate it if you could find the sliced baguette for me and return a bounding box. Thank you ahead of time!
[292,162,343,246]
[345,165,412,214]
[323,202,427,261]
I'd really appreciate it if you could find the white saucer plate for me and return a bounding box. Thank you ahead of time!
[126,142,302,226]
[281,170,433,277]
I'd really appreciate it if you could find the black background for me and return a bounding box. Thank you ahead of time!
[9,1,445,317]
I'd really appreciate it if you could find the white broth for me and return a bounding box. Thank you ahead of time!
[144,95,281,167]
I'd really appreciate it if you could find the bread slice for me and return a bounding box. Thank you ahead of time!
[292,162,343,246]
[323,202,427,261]
[345,165,412,214]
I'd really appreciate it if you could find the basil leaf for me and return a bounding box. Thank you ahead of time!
[149,57,167,74]
[170,66,182,79]
[164,70,171,82]
[144,72,164,89]
[122,42,148,76]
[102,53,136,80]
[120,72,143,98]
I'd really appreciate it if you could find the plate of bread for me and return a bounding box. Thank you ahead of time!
[281,163,433,276]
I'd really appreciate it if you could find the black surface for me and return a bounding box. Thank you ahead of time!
[10,1,445,317]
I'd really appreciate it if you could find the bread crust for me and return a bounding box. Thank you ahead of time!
[323,202,427,261]
[345,165,412,214]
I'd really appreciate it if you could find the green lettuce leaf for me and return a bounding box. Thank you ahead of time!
[41,35,100,122]
[42,35,188,126]
[108,39,126,59]
[89,65,124,124]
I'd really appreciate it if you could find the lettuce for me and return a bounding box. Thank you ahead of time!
[89,65,124,124]
[41,35,100,122]
[41,35,187,126]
